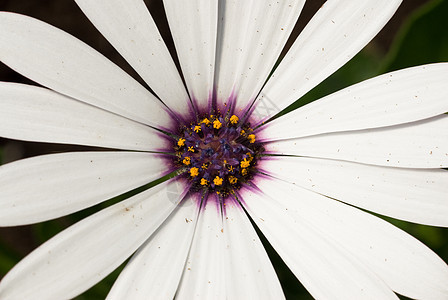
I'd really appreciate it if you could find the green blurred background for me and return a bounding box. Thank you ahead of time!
[0,0,447,298]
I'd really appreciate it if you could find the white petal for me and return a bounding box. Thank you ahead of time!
[107,194,198,300]
[0,83,165,151]
[242,179,398,299]
[176,198,226,298]
[261,156,448,226]
[0,151,168,226]
[248,178,448,299]
[0,12,170,127]
[74,0,190,114]
[261,63,448,139]
[266,115,448,168]
[223,200,284,299]
[214,1,305,110]
[0,180,186,300]
[252,0,402,120]
[163,0,217,108]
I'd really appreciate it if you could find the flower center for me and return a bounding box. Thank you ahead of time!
[173,110,263,198]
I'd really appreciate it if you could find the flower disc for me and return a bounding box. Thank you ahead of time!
[173,108,264,198]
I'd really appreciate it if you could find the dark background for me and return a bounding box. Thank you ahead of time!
[1,0,447,298]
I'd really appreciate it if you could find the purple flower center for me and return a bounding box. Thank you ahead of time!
[173,109,264,198]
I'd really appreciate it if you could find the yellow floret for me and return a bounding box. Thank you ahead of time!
[201,118,211,125]
[240,158,250,168]
[200,178,208,186]
[213,119,222,129]
[188,146,195,152]
[177,138,186,147]
[229,115,239,124]
[228,176,238,184]
[190,167,199,177]
[241,168,248,176]
[194,125,201,133]
[213,176,223,186]
[182,157,191,165]
[246,152,253,161]
[248,134,256,143]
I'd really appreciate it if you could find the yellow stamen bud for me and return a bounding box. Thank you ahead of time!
[228,176,237,184]
[194,125,201,133]
[241,168,248,176]
[230,115,239,124]
[246,152,253,161]
[200,178,208,186]
[201,118,211,125]
[213,176,223,186]
[213,119,222,129]
[177,138,186,147]
[248,134,256,143]
[190,167,199,177]
[188,146,195,152]
[183,157,191,165]
[240,158,250,168]
[201,163,208,169]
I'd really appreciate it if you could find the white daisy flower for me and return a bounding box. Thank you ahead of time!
[1,0,448,299]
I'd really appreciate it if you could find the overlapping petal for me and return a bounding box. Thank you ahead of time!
[223,200,284,299]
[0,180,186,300]
[266,115,448,168]
[0,151,167,226]
[175,198,283,298]
[107,194,198,299]
[176,199,226,298]
[242,179,398,299]
[74,0,191,114]
[261,156,448,226]
[252,0,402,120]
[214,0,304,110]
[0,83,165,151]
[0,12,170,127]
[244,178,448,299]
[163,0,218,108]
[260,63,448,140]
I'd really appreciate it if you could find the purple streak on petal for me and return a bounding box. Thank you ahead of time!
[216,90,237,116]
[188,94,200,116]
[222,195,244,217]
[153,130,176,154]
[255,156,279,176]
[235,171,275,209]
[163,98,198,132]
[207,192,224,213]
[151,152,180,177]
[234,183,262,209]
[240,98,256,122]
